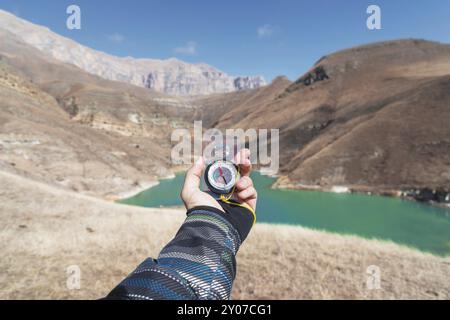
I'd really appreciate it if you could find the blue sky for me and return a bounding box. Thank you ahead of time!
[1,0,449,81]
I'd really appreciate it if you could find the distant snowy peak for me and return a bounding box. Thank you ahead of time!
[0,9,266,96]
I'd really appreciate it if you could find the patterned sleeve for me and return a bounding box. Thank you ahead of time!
[105,204,255,300]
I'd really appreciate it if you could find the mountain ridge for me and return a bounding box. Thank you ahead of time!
[0,9,266,96]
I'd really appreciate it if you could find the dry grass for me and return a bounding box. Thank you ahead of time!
[0,170,449,300]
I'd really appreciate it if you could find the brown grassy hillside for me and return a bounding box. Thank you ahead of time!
[1,170,449,300]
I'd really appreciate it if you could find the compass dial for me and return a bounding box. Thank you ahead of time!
[205,160,238,195]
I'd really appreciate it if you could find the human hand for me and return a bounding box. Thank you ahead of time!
[181,148,257,213]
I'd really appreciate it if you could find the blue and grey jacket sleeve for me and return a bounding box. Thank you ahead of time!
[105,203,255,300]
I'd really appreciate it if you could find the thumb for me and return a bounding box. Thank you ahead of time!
[181,156,205,200]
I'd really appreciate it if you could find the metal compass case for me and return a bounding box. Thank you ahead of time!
[203,142,240,196]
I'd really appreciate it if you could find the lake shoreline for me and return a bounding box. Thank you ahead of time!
[109,174,177,201]
[116,169,450,211]
[272,175,450,211]
[117,170,450,256]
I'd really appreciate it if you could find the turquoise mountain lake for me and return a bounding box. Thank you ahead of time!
[120,172,450,256]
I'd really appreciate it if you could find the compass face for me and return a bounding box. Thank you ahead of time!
[205,160,238,194]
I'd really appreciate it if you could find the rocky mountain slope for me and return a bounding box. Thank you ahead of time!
[0,28,191,197]
[193,40,450,197]
[0,9,265,96]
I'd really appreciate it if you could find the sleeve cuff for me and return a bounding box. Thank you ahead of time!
[186,204,254,242]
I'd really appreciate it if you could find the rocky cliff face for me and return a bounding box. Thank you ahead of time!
[0,9,266,96]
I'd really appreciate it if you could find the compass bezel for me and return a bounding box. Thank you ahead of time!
[204,160,238,195]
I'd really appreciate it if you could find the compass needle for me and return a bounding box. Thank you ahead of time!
[205,160,238,195]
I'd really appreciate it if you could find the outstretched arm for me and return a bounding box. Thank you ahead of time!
[105,150,257,300]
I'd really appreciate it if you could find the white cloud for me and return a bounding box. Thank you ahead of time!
[107,33,125,44]
[257,24,277,38]
[174,41,197,55]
